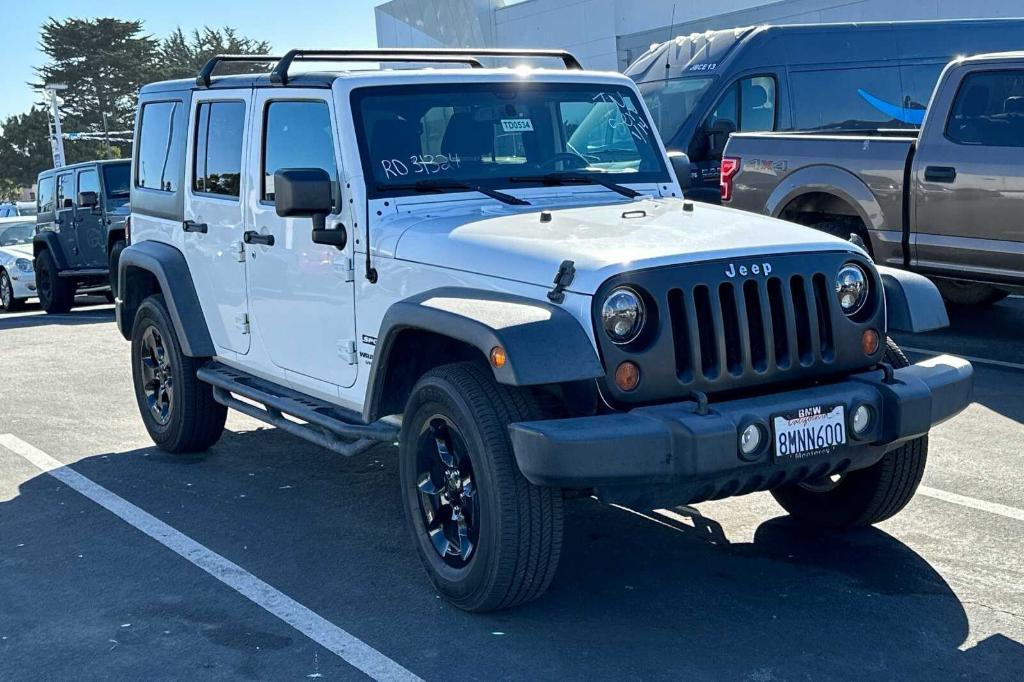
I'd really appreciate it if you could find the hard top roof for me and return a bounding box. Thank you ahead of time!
[39,158,129,176]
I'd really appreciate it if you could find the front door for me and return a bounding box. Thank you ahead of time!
[912,66,1024,281]
[245,90,357,388]
[182,91,252,355]
[54,172,79,267]
[74,167,107,268]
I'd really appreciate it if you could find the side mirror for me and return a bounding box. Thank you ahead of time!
[667,151,692,190]
[274,168,334,219]
[79,191,98,208]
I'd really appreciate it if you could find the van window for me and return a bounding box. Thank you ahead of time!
[193,101,246,197]
[38,176,55,213]
[638,77,714,148]
[262,101,338,202]
[56,173,74,209]
[136,101,184,192]
[946,70,1024,147]
[791,66,919,130]
[78,169,99,197]
[692,75,776,161]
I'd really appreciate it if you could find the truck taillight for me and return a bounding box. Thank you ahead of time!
[720,157,740,202]
[124,216,131,244]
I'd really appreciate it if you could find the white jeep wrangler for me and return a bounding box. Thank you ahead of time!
[118,49,973,612]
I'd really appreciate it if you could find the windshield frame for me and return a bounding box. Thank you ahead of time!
[351,81,671,201]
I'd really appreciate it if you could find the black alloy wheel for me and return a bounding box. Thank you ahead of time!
[138,325,174,426]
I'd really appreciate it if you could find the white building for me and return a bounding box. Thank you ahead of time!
[375,0,1024,71]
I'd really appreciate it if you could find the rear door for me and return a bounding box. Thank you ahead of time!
[912,64,1024,281]
[245,90,357,389]
[182,91,252,355]
[74,166,107,268]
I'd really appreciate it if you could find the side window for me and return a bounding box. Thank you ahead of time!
[791,67,909,130]
[262,101,337,202]
[193,101,246,197]
[695,75,776,161]
[136,101,185,192]
[78,169,99,198]
[56,174,74,209]
[946,71,1024,148]
[739,76,776,132]
[37,177,55,213]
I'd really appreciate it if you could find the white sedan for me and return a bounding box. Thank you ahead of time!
[0,218,37,312]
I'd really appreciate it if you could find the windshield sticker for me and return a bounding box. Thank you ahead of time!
[381,154,462,180]
[592,91,652,144]
[501,118,534,132]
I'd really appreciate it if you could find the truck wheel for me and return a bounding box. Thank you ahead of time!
[108,239,125,298]
[770,338,927,529]
[933,279,1009,307]
[131,294,226,454]
[0,270,26,312]
[35,249,74,314]
[812,220,873,257]
[399,361,563,612]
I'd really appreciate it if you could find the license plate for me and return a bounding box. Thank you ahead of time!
[773,404,846,460]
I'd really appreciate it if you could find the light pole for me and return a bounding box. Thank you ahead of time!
[42,83,68,168]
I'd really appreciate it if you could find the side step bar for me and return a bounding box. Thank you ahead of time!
[197,362,399,457]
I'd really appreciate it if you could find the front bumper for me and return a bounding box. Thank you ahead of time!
[510,355,972,509]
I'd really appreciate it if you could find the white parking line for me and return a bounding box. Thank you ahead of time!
[0,434,421,682]
[901,346,1024,372]
[918,485,1024,522]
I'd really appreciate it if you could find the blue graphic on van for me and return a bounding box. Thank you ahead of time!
[857,89,926,125]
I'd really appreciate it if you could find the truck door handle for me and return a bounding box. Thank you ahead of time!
[243,230,275,246]
[925,166,957,183]
[183,220,208,233]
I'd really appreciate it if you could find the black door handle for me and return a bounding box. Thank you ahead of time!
[925,166,957,183]
[183,220,208,233]
[243,230,275,246]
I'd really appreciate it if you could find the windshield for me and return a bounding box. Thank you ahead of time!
[0,221,34,246]
[639,77,714,148]
[102,163,131,198]
[353,82,669,198]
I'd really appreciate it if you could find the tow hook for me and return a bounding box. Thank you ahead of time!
[547,259,576,304]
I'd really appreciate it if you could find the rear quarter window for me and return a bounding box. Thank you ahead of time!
[136,101,185,192]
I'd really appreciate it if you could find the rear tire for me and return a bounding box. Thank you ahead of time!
[399,362,563,612]
[933,279,1009,307]
[0,270,26,312]
[35,249,74,314]
[770,338,928,528]
[812,220,873,256]
[131,294,226,454]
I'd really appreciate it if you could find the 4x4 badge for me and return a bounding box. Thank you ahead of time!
[725,262,772,278]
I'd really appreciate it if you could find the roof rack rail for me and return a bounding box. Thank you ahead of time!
[269,47,583,85]
[196,55,282,87]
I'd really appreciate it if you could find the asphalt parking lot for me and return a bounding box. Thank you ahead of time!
[1,296,1022,680]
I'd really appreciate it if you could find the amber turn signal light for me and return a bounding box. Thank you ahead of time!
[862,329,880,355]
[614,361,640,391]
[489,346,507,368]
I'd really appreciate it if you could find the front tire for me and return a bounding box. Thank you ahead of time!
[131,294,226,454]
[108,239,125,298]
[0,270,26,312]
[933,279,1009,307]
[399,362,563,612]
[770,338,928,528]
[35,249,74,314]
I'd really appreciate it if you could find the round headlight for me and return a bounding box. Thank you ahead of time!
[15,258,33,273]
[835,264,869,316]
[601,287,645,344]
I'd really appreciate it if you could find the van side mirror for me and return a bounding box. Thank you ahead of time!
[668,151,692,190]
[274,168,334,219]
[78,191,98,208]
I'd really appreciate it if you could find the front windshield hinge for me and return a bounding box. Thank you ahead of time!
[547,260,576,305]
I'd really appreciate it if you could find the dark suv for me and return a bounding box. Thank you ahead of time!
[34,159,130,313]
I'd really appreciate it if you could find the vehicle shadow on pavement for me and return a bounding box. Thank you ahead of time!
[2,430,1021,679]
[0,306,114,331]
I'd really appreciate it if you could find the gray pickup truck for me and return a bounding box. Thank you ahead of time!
[724,51,1024,306]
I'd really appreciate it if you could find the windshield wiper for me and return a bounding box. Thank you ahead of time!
[508,172,641,199]
[376,179,530,206]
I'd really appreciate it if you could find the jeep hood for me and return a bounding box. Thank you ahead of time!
[391,198,861,295]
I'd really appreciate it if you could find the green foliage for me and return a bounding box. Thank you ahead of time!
[0,18,269,196]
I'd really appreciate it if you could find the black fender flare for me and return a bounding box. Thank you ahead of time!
[32,232,70,270]
[364,287,603,421]
[116,240,215,357]
[877,266,949,334]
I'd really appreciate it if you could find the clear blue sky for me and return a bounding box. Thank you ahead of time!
[1,0,381,120]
